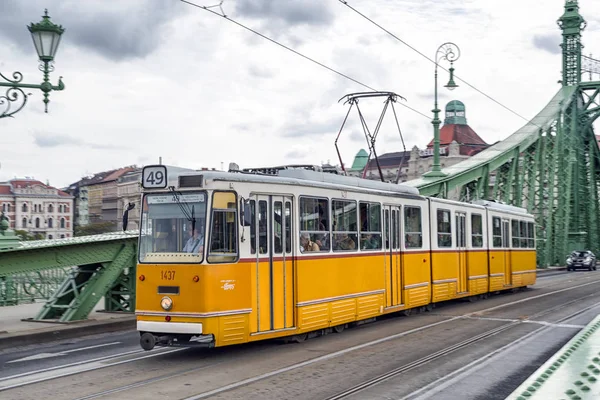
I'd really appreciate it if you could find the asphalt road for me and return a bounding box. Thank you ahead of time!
[0,270,597,400]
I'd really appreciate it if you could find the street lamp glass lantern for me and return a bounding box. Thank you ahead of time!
[28,9,65,62]
[444,66,459,91]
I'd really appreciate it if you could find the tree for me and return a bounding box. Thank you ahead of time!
[14,230,44,241]
[74,221,117,237]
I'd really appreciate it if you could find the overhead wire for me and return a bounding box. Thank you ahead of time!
[337,0,538,126]
[179,0,431,120]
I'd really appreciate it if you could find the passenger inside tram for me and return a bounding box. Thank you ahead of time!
[300,232,320,252]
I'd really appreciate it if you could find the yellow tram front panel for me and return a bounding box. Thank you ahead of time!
[136,262,252,346]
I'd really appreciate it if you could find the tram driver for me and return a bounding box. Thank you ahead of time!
[183,225,204,254]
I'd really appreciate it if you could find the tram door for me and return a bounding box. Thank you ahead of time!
[384,206,403,307]
[255,195,295,332]
[456,212,468,293]
[502,219,512,286]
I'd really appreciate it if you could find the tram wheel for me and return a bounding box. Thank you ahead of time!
[333,324,345,333]
[291,333,308,343]
[403,308,412,317]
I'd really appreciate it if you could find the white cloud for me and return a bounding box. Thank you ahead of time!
[0,0,599,188]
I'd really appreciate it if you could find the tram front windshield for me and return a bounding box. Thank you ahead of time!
[139,191,207,263]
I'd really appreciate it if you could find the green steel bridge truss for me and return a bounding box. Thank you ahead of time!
[0,231,137,321]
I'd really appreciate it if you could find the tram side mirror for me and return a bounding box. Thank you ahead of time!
[122,202,136,231]
[240,199,252,226]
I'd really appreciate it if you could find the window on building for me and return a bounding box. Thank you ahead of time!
[6,204,9,213]
[48,204,53,213]
[22,203,27,212]
[437,209,452,247]
[22,218,27,228]
[493,217,502,248]
[471,214,483,248]
[35,218,40,228]
[332,199,357,251]
[48,218,53,228]
[299,197,329,252]
[60,234,65,239]
[405,207,422,248]
[48,235,53,239]
[2,204,5,212]
[60,218,65,229]
[359,202,382,250]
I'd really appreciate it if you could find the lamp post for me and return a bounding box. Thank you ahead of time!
[0,9,65,119]
[423,42,460,178]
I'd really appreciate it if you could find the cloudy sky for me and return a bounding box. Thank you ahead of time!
[0,0,599,188]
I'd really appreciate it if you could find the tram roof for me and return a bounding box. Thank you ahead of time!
[471,199,530,215]
[162,165,422,197]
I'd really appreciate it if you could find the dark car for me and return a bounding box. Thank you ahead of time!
[566,250,597,271]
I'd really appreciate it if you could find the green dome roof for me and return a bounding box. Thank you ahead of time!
[445,100,465,112]
[444,100,467,125]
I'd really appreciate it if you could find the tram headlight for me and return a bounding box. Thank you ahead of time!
[160,296,173,311]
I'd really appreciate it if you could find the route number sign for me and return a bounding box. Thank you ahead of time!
[142,165,167,189]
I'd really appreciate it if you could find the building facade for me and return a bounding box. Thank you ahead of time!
[117,169,142,231]
[82,167,136,225]
[0,178,74,239]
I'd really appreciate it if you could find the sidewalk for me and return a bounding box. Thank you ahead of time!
[0,300,135,351]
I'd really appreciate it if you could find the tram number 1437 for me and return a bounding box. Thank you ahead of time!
[161,270,176,280]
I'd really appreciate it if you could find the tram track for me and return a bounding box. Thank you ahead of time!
[3,276,600,400]
[324,293,600,400]
[135,280,600,400]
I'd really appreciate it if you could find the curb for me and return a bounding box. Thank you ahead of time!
[536,267,567,274]
[0,317,136,351]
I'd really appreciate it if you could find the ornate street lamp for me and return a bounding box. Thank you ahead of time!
[423,42,460,178]
[0,9,65,118]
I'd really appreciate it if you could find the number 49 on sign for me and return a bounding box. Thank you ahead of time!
[142,165,167,189]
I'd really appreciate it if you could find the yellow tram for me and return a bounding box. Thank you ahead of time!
[134,164,536,350]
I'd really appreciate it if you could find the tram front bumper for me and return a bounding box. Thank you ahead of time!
[137,320,203,335]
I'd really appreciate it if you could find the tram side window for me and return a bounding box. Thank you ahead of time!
[471,214,483,248]
[404,207,422,248]
[273,201,292,254]
[437,209,452,247]
[527,222,535,248]
[273,201,284,254]
[332,199,357,251]
[285,202,292,253]
[208,192,238,263]
[359,202,382,250]
[249,200,256,254]
[492,217,502,248]
[511,220,520,248]
[258,200,268,254]
[519,221,528,248]
[299,197,329,252]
